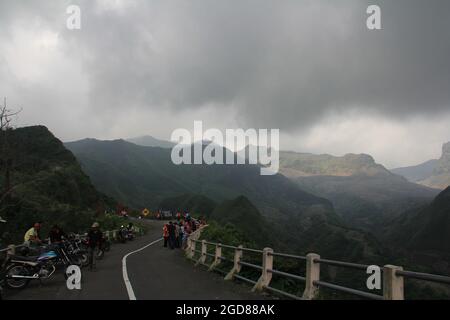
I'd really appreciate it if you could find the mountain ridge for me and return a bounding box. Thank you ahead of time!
[65,138,385,259]
[391,142,450,190]
[276,149,439,232]
[127,135,175,149]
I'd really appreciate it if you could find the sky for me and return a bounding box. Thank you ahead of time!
[1,0,450,168]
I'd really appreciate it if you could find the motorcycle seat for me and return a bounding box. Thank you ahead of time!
[10,255,39,262]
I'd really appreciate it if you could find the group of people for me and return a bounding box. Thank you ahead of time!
[23,222,67,246]
[162,213,205,250]
[23,221,105,271]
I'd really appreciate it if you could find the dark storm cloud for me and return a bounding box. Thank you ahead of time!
[1,0,450,133]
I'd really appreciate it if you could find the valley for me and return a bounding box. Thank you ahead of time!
[2,126,449,294]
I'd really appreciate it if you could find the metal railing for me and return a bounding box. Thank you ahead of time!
[185,231,450,300]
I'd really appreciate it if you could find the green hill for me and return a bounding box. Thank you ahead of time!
[65,138,333,219]
[277,150,439,233]
[384,187,450,274]
[207,195,273,247]
[0,126,114,245]
[66,139,385,261]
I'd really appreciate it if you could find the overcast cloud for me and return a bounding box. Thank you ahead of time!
[1,0,450,168]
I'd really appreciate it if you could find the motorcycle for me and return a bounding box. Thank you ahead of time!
[117,227,128,244]
[78,234,110,260]
[0,254,6,300]
[4,241,82,290]
[96,235,111,260]
[5,248,61,289]
[125,228,134,241]
[63,237,89,267]
[0,216,7,298]
[100,235,111,252]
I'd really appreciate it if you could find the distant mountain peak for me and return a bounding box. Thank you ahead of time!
[127,135,175,148]
[278,150,390,178]
[392,141,450,190]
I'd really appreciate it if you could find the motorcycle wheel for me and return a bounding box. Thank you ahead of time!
[5,265,31,289]
[80,254,89,267]
[69,255,84,268]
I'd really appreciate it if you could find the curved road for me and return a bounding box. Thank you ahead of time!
[4,220,262,300]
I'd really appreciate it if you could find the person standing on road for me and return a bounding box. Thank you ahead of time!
[178,222,184,248]
[183,219,191,249]
[87,222,103,271]
[174,222,180,248]
[163,223,169,247]
[168,221,176,250]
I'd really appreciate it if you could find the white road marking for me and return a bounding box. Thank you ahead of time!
[122,237,163,300]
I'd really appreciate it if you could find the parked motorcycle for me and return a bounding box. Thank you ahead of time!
[5,249,61,289]
[117,226,128,244]
[4,241,83,290]
[63,237,89,267]
[77,234,109,260]
[96,235,111,260]
[0,216,7,299]
[125,229,134,241]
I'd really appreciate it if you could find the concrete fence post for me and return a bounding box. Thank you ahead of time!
[383,265,404,300]
[208,244,222,271]
[196,240,207,266]
[302,253,321,300]
[189,239,197,259]
[225,245,243,281]
[185,237,192,254]
[252,247,274,292]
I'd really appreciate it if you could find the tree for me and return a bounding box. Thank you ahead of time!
[0,97,21,210]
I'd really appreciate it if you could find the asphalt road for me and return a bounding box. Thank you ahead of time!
[4,220,263,300]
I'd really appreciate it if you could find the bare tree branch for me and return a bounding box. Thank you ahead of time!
[0,98,22,131]
[0,97,22,214]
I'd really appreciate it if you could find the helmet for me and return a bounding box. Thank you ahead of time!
[92,222,100,228]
